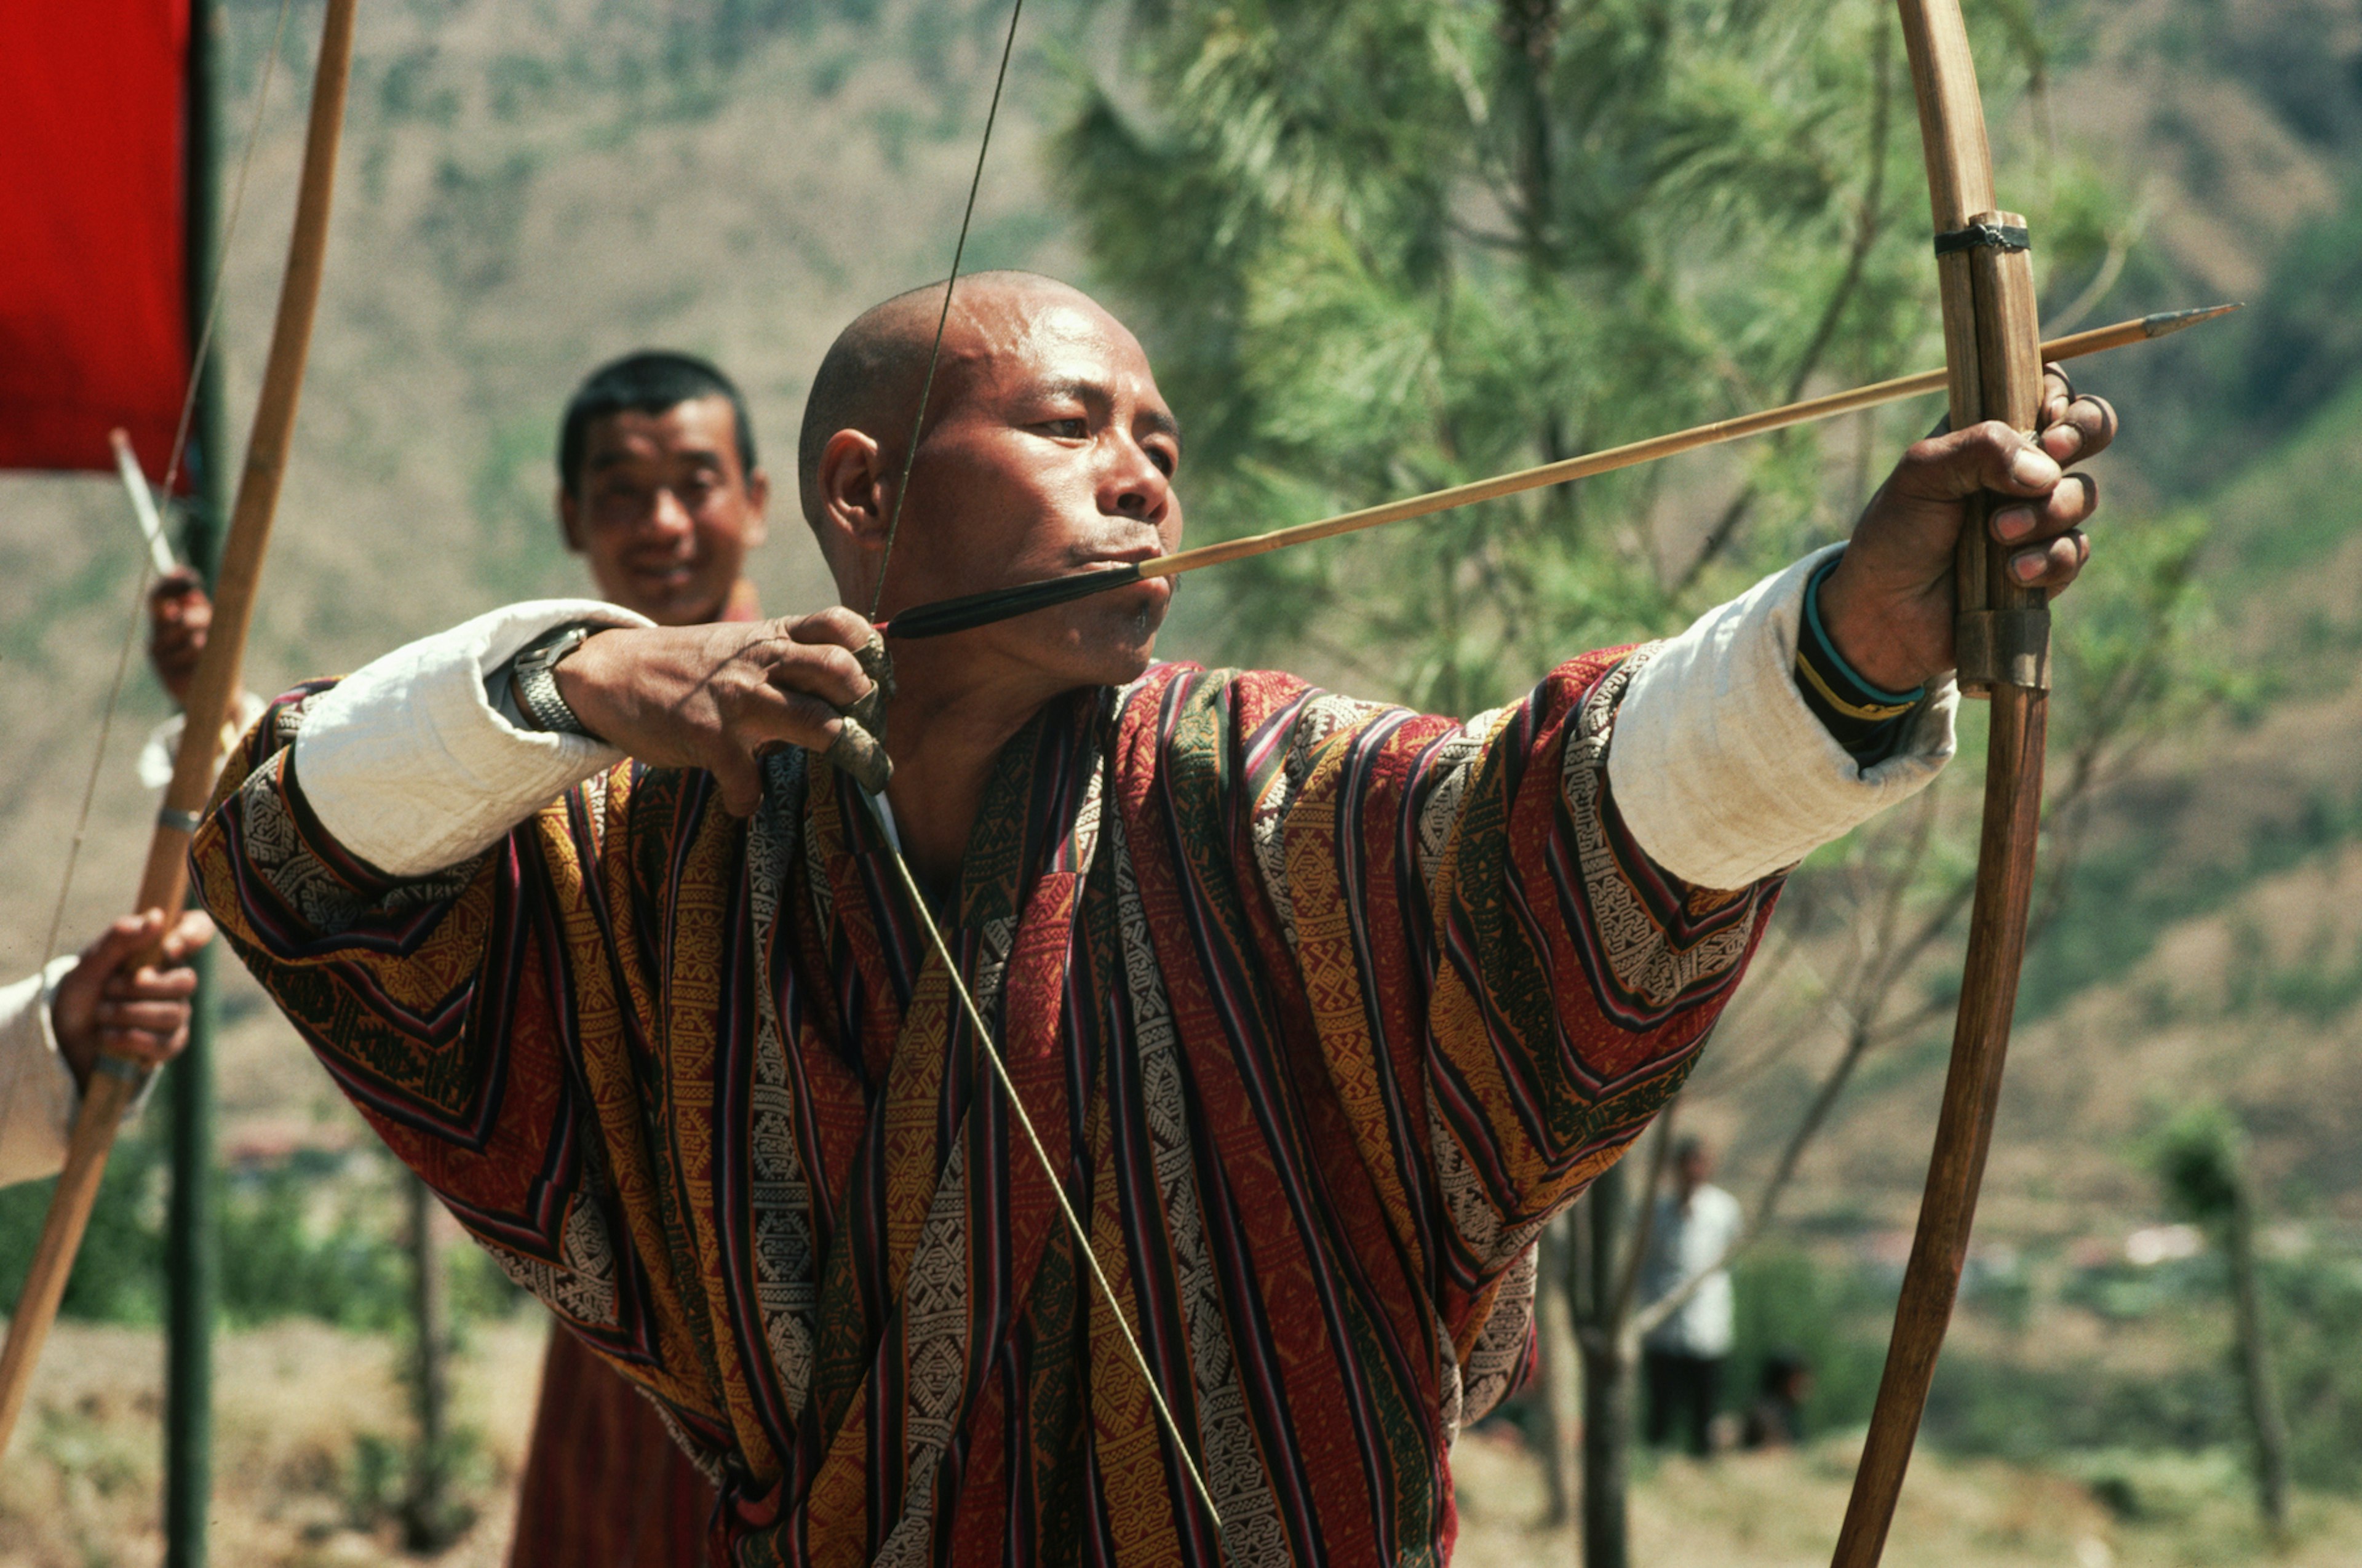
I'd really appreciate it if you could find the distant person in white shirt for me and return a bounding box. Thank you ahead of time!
[1639,1134,1743,1455]
[0,909,214,1186]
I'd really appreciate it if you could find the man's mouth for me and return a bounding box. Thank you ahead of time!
[1070,539,1164,570]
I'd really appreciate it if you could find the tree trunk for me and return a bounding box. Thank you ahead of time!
[1574,1159,1631,1568]
[163,950,217,1568]
[2225,1185,2290,1541]
[1535,1214,1578,1526]
[402,1172,458,1551]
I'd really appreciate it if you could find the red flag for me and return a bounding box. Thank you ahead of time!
[0,0,190,481]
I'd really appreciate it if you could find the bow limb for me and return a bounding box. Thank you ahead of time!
[1829,2,2051,1563]
[0,0,358,1452]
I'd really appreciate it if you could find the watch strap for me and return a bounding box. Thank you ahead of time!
[510,623,601,739]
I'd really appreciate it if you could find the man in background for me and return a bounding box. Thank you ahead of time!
[149,349,773,1564]
[1741,1350,1815,1451]
[149,349,772,690]
[1639,1135,1744,1456]
[552,350,770,628]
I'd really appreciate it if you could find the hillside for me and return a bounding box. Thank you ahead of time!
[0,0,1091,1150]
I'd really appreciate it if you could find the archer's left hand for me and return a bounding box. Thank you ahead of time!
[1817,365,2117,692]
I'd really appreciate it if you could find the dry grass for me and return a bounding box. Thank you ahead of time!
[0,1315,544,1568]
[1449,1428,2362,1568]
[9,1313,2356,1567]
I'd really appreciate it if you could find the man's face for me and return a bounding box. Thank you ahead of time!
[862,289,1185,693]
[560,396,768,626]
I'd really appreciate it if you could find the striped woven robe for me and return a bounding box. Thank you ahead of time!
[190,590,1885,1564]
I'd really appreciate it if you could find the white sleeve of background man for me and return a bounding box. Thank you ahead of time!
[290,600,651,878]
[0,959,84,1188]
[1608,544,1960,890]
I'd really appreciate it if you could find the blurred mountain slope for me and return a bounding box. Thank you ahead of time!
[0,0,1085,977]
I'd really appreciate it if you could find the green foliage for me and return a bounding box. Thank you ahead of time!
[2147,1102,2245,1230]
[1055,0,2084,710]
[2265,1252,2362,1490]
[215,1152,416,1331]
[0,1118,169,1324]
[0,1124,519,1330]
[1924,1350,2232,1463]
[1054,0,2229,1103]
[1726,1246,1892,1438]
[2012,510,2238,1014]
[1720,1240,2362,1492]
[2018,773,2362,1021]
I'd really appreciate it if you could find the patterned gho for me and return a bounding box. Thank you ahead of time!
[194,647,1774,1565]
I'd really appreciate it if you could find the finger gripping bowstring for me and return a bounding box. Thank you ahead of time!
[841,0,1225,1533]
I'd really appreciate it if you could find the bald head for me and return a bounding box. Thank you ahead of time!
[795,271,1183,692]
[796,271,1107,531]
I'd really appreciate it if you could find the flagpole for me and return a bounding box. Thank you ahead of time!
[165,0,226,1560]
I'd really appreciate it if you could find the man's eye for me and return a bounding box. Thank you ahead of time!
[1149,447,1177,477]
[1042,418,1088,439]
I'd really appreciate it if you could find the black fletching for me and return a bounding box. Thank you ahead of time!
[883,563,1144,639]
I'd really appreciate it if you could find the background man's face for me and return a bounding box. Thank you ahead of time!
[560,394,768,626]
[879,291,1185,692]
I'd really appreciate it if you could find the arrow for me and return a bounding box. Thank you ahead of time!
[109,428,179,576]
[879,303,2235,641]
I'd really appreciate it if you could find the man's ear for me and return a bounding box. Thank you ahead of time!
[741,466,771,550]
[815,429,889,554]
[556,485,585,553]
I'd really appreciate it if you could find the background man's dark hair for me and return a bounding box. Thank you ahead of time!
[558,351,757,495]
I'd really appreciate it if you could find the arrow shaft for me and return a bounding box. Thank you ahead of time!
[110,429,178,576]
[881,305,2232,640]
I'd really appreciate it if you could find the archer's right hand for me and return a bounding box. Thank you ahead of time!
[149,567,213,707]
[553,609,878,816]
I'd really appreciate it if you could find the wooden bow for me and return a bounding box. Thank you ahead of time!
[1830,1,2051,1562]
[0,0,357,1452]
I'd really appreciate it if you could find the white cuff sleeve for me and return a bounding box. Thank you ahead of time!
[290,599,651,878]
[139,691,269,792]
[0,958,85,1187]
[1608,544,1957,889]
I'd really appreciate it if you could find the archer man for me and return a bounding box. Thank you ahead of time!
[191,271,2110,1564]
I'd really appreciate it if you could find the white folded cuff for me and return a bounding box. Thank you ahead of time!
[1607,544,1958,890]
[292,600,651,878]
[0,958,89,1187]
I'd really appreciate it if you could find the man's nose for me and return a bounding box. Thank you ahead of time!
[1105,442,1171,520]
[643,487,694,538]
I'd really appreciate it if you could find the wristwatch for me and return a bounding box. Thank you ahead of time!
[510,623,601,738]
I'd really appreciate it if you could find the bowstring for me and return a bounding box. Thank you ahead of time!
[36,0,298,978]
[864,0,1027,623]
[850,0,1223,1532]
[870,821,1223,1530]
[161,0,297,506]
